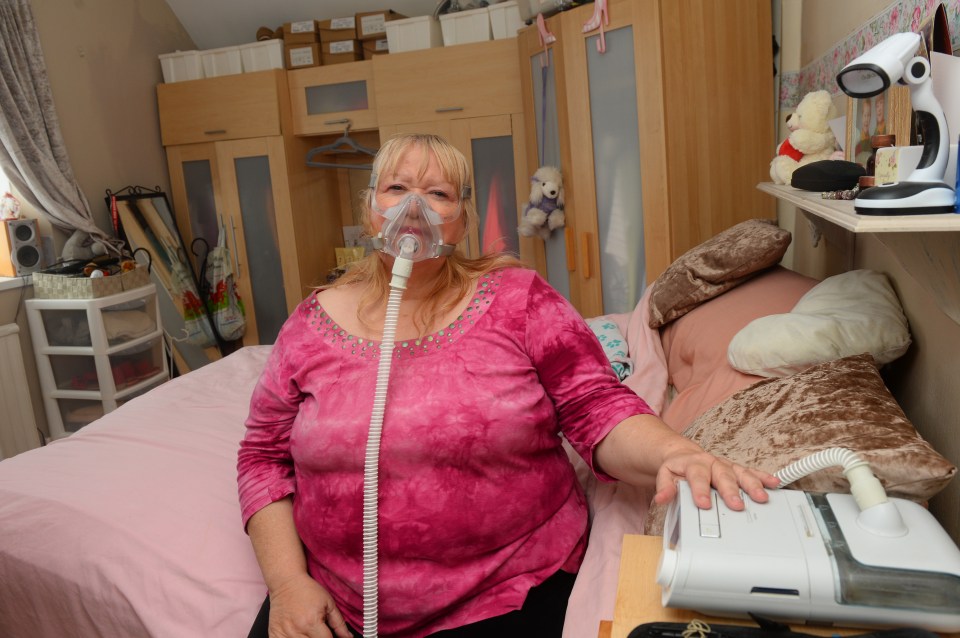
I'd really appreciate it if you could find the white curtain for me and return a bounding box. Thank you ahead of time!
[0,0,119,254]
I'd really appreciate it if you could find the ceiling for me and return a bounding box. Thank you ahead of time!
[164,1,451,50]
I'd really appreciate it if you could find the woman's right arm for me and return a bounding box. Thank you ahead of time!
[247,498,353,638]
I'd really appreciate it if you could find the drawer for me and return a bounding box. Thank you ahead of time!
[55,398,104,435]
[372,38,522,126]
[108,336,165,392]
[157,70,285,145]
[288,60,379,135]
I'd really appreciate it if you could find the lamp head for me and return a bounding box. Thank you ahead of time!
[837,32,921,98]
[834,32,955,214]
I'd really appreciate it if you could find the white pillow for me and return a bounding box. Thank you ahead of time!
[727,269,911,377]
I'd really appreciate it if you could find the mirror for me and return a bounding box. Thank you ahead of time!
[105,186,223,374]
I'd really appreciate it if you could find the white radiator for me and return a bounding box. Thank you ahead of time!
[0,323,40,459]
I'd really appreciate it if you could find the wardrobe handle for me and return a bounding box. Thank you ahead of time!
[565,227,576,272]
[434,106,464,113]
[581,232,592,279]
[203,129,227,135]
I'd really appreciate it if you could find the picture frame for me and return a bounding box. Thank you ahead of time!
[844,85,912,167]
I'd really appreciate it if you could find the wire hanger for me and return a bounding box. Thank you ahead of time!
[306,119,377,170]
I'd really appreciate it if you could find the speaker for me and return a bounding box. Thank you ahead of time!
[0,219,42,277]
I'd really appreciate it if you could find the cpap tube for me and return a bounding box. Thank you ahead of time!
[361,238,417,638]
[775,447,907,537]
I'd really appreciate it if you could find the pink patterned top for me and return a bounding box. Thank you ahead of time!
[237,268,653,637]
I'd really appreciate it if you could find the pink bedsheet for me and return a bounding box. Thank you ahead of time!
[0,301,671,638]
[0,346,271,638]
[563,286,670,638]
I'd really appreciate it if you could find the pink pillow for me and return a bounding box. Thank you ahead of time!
[659,267,818,432]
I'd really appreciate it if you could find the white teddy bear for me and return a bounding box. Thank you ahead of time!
[517,165,565,240]
[770,90,842,185]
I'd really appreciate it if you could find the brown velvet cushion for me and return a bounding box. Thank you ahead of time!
[648,219,791,329]
[645,353,957,535]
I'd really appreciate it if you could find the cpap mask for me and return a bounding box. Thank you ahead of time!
[369,174,470,262]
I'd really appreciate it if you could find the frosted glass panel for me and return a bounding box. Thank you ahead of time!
[234,156,287,344]
[472,136,519,256]
[181,160,218,250]
[528,49,570,300]
[587,26,645,315]
[305,81,368,115]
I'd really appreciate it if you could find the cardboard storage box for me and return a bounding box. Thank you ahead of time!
[319,17,357,43]
[356,10,406,40]
[285,43,320,69]
[385,15,443,53]
[158,50,203,83]
[440,7,492,46]
[283,20,320,44]
[362,38,389,59]
[321,39,362,65]
[240,39,284,71]
[200,46,243,77]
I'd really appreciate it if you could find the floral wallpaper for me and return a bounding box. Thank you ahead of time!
[779,0,960,109]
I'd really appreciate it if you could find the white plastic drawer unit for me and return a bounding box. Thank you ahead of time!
[25,284,170,439]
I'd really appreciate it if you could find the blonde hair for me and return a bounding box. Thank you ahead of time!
[329,133,524,334]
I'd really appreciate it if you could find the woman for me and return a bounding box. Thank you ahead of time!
[238,134,778,638]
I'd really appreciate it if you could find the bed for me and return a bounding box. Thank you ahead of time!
[1,219,955,638]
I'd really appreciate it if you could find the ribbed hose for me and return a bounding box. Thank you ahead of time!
[362,255,412,638]
[775,447,890,512]
[775,447,867,487]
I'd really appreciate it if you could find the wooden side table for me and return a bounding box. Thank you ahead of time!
[605,534,960,638]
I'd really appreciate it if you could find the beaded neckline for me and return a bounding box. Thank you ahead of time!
[307,270,503,359]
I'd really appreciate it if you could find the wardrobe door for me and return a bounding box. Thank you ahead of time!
[562,5,645,317]
[166,143,223,277]
[584,24,644,315]
[449,115,522,260]
[216,137,296,346]
[518,18,574,307]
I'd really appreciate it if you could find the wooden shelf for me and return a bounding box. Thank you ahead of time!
[757,182,960,233]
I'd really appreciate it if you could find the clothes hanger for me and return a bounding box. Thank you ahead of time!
[306,119,377,170]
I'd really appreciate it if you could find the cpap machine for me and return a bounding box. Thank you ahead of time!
[657,450,960,632]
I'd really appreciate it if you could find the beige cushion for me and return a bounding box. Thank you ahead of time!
[648,219,791,329]
[727,270,911,378]
[645,354,957,535]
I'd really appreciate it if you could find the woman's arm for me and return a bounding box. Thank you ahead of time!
[247,499,352,638]
[593,413,779,511]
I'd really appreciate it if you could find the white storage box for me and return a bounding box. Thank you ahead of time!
[489,1,524,39]
[158,50,203,83]
[385,15,443,53]
[200,46,243,78]
[239,39,284,72]
[516,0,553,21]
[440,7,492,46]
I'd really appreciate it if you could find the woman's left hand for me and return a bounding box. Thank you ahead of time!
[652,448,780,511]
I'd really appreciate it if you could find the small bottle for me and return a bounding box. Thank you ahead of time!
[866,134,895,177]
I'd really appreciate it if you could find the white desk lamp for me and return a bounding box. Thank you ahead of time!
[836,32,956,214]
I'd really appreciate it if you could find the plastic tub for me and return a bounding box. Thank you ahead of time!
[385,15,443,53]
[158,50,203,83]
[200,46,243,78]
[240,40,284,72]
[439,7,492,46]
[489,1,524,39]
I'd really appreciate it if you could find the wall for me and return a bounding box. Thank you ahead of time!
[30,0,193,241]
[0,0,194,442]
[778,0,960,541]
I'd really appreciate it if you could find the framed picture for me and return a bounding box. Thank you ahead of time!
[845,85,912,167]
